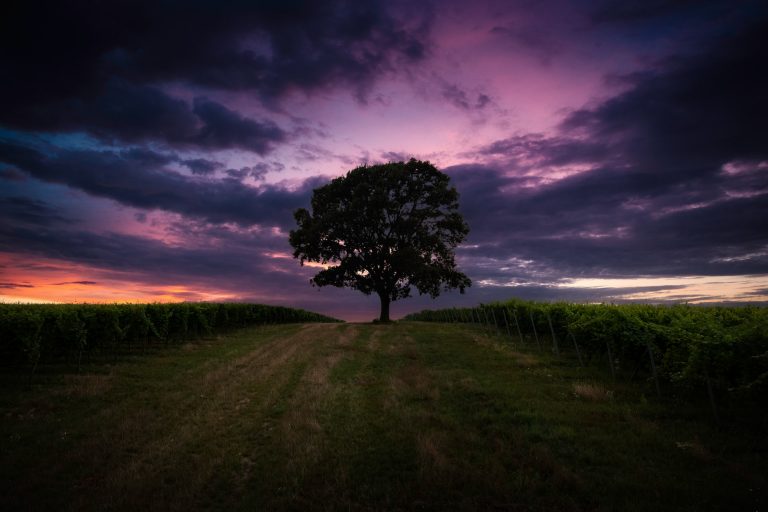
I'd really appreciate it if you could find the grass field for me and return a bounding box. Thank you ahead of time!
[1,322,765,511]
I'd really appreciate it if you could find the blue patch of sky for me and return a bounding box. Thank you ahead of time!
[0,128,111,153]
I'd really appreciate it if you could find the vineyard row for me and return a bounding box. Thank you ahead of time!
[405,301,767,421]
[0,302,341,369]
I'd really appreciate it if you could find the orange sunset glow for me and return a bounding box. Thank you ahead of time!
[1,0,766,321]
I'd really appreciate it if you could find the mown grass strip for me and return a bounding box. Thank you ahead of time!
[0,322,765,511]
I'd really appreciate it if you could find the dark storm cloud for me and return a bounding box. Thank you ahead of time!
[225,168,250,180]
[248,163,271,181]
[0,167,26,181]
[225,165,270,182]
[0,1,431,147]
[448,163,768,279]
[120,147,178,167]
[473,134,611,168]
[0,80,287,153]
[0,196,75,226]
[561,20,768,170]
[3,82,197,145]
[0,140,327,229]
[122,152,226,177]
[190,98,286,153]
[182,158,223,176]
[447,18,768,283]
[0,82,175,141]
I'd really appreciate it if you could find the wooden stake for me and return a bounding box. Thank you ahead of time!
[530,311,541,350]
[645,341,661,397]
[569,332,584,367]
[546,312,560,356]
[512,310,525,345]
[501,308,513,339]
[482,308,492,333]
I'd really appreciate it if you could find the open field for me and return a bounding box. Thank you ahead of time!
[1,322,765,511]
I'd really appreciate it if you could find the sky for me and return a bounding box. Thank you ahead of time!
[1,0,767,321]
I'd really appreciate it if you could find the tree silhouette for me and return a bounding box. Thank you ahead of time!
[290,159,471,322]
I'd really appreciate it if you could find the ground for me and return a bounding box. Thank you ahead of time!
[0,322,765,511]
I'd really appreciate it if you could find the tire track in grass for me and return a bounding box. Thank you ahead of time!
[63,323,337,511]
[279,324,426,510]
[235,323,363,507]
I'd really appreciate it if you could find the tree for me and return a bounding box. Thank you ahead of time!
[289,158,471,322]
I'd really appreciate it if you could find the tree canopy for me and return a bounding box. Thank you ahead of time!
[289,159,471,322]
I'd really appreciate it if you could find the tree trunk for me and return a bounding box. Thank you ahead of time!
[378,292,390,322]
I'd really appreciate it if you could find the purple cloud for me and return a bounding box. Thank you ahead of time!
[0,140,327,228]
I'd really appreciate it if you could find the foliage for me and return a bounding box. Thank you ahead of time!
[405,301,768,413]
[0,303,340,368]
[290,159,471,321]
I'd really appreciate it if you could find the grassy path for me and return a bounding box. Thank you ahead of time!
[0,322,764,511]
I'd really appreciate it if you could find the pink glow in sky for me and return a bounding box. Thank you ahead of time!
[1,0,767,320]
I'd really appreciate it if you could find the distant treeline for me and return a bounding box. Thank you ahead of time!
[0,302,341,369]
[406,301,767,419]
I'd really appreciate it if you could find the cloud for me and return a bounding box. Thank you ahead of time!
[380,151,410,162]
[560,20,768,171]
[0,214,317,301]
[441,84,491,111]
[445,19,768,283]
[182,158,223,175]
[469,133,611,170]
[447,161,768,280]
[0,140,328,229]
[225,165,271,182]
[248,163,271,181]
[0,1,432,143]
[0,167,26,181]
[190,97,286,153]
[0,81,287,153]
[0,81,194,144]
[0,196,75,226]
[0,282,34,289]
